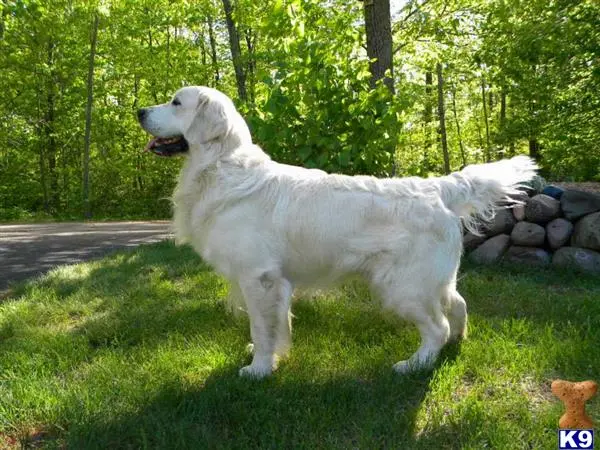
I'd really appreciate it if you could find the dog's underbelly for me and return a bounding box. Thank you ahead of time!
[280,252,347,287]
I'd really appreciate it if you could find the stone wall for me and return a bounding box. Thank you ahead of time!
[464,186,600,274]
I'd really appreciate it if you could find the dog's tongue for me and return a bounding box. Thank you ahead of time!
[144,137,159,152]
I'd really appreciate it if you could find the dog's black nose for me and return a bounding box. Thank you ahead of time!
[137,108,147,122]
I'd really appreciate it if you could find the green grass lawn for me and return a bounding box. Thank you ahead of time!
[1,241,599,449]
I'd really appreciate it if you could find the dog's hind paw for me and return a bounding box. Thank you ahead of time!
[393,358,432,374]
[239,364,272,379]
[392,360,414,374]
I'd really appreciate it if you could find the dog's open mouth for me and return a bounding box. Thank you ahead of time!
[144,135,189,157]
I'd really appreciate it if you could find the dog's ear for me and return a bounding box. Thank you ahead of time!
[185,94,228,144]
[195,94,210,111]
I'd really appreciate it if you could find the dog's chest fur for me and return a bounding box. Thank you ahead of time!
[172,163,217,250]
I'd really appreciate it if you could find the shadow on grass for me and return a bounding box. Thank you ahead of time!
[16,240,211,298]
[65,346,463,450]
[4,241,226,345]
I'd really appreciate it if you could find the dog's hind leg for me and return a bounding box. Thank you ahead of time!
[274,288,293,359]
[374,274,450,374]
[391,300,450,374]
[238,270,292,378]
[445,288,468,341]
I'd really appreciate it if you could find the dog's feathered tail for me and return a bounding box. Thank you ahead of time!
[438,156,538,234]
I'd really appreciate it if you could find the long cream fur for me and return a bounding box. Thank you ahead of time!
[138,86,537,378]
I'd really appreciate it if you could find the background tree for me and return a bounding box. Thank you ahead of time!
[221,0,247,102]
[82,10,99,219]
[436,62,449,174]
[0,0,598,221]
[362,0,394,93]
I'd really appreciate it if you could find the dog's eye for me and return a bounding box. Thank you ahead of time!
[172,98,181,106]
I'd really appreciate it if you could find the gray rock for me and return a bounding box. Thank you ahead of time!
[484,208,516,236]
[504,246,551,266]
[560,190,600,221]
[510,221,546,247]
[546,218,574,250]
[572,211,600,251]
[463,232,486,252]
[552,247,600,274]
[512,204,526,221]
[470,234,511,264]
[525,194,561,224]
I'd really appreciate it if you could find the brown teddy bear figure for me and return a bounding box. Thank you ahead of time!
[551,379,598,429]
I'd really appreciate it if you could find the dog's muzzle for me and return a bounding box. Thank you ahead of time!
[137,108,189,157]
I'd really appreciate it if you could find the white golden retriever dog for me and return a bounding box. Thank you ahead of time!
[137,86,536,379]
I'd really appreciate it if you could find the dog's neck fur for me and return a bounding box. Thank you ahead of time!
[171,122,264,245]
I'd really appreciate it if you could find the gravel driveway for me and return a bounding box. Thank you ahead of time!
[0,221,172,291]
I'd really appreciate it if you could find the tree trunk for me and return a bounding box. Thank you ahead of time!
[244,28,256,103]
[207,17,220,87]
[436,63,450,175]
[362,0,394,93]
[500,87,506,128]
[132,75,139,110]
[198,27,207,67]
[133,75,144,191]
[165,24,171,92]
[0,0,7,41]
[37,105,49,213]
[476,121,484,162]
[529,138,540,159]
[44,40,59,212]
[221,0,247,101]
[421,70,433,174]
[61,130,68,212]
[480,76,491,162]
[499,86,507,154]
[82,12,99,219]
[451,88,466,168]
[146,25,159,103]
[423,70,433,170]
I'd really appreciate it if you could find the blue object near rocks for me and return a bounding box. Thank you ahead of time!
[542,185,564,200]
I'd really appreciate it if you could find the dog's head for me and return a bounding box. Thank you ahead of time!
[137,86,251,157]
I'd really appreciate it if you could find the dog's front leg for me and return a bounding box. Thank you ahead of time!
[238,270,293,379]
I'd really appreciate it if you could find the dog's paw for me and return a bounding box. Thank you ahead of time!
[239,364,272,379]
[392,360,414,374]
[449,323,468,342]
[392,359,430,374]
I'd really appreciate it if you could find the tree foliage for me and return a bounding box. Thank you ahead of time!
[0,0,598,220]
